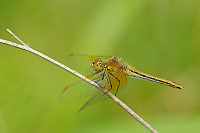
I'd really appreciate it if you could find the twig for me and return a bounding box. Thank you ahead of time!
[0,29,159,133]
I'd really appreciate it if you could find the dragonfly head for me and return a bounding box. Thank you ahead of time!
[92,58,103,72]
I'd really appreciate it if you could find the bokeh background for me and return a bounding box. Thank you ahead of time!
[0,0,200,133]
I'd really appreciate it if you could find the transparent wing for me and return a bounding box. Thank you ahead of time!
[78,91,109,112]
[59,71,99,103]
[59,69,106,103]
[59,69,109,104]
[68,54,112,61]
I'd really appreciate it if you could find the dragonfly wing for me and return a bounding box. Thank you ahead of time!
[59,70,106,103]
[108,67,127,94]
[97,66,127,96]
[59,79,98,103]
[78,90,109,112]
[69,54,112,61]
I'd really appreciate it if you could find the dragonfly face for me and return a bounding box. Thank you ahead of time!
[91,58,103,72]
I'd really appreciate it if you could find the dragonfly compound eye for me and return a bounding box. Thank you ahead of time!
[92,58,103,72]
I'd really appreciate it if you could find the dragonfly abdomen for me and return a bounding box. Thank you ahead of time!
[124,65,183,89]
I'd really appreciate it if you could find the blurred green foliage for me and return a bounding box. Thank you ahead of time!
[0,0,200,132]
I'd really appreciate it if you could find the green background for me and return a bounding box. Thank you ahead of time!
[0,0,200,132]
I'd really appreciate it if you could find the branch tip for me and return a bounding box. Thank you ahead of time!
[6,29,28,47]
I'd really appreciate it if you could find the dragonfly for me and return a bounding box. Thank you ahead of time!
[59,55,183,112]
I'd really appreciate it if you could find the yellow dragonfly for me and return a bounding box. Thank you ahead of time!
[59,55,183,112]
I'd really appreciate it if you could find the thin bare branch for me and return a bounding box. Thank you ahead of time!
[0,29,158,133]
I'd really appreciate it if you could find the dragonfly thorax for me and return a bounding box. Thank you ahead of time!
[105,57,124,71]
